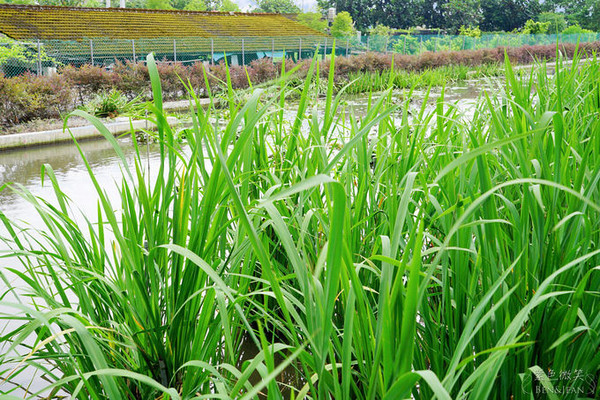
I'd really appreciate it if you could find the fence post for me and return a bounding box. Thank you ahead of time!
[210,38,214,65]
[90,39,94,65]
[242,38,245,65]
[462,35,465,50]
[434,36,438,52]
[271,38,275,60]
[403,35,406,54]
[299,37,302,60]
[346,38,349,57]
[367,36,370,51]
[419,36,422,55]
[173,39,177,62]
[324,38,327,58]
[132,39,136,63]
[36,39,41,76]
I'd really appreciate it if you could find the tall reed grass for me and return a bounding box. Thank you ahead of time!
[345,63,502,94]
[1,47,599,399]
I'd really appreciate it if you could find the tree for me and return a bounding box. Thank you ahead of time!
[443,0,482,33]
[202,0,235,10]
[316,0,372,30]
[316,0,432,31]
[183,0,206,10]
[368,23,393,51]
[330,10,355,37]
[521,18,549,33]
[146,0,173,9]
[480,0,541,31]
[420,0,446,29]
[537,12,567,33]
[543,0,600,31]
[219,0,239,11]
[255,0,300,13]
[459,25,482,36]
[296,12,328,32]
[562,23,594,33]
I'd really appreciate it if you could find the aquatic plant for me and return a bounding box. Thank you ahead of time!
[81,89,145,118]
[344,63,502,94]
[1,47,599,399]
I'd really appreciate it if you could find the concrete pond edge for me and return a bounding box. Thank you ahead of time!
[0,99,203,151]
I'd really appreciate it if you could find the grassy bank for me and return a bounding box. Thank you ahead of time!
[1,48,599,399]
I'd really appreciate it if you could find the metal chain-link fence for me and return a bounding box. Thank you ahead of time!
[1,33,599,77]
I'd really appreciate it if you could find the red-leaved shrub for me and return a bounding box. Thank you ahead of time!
[0,73,74,128]
[2,41,600,129]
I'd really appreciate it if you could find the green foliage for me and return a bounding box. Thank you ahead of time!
[538,12,567,34]
[320,0,541,32]
[443,0,483,33]
[521,19,550,34]
[182,0,206,10]
[543,0,600,31]
[0,38,30,65]
[0,36,61,75]
[2,49,600,400]
[254,0,300,13]
[330,11,355,38]
[367,24,394,52]
[0,73,73,126]
[562,23,594,34]
[344,63,501,94]
[480,0,541,32]
[219,0,239,11]
[296,12,327,32]
[146,0,173,9]
[459,25,482,37]
[80,89,144,118]
[369,23,394,37]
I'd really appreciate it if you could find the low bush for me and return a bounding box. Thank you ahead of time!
[112,60,150,100]
[2,40,600,130]
[0,72,73,128]
[61,64,119,105]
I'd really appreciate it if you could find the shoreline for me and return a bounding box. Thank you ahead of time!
[0,99,201,151]
[0,57,586,151]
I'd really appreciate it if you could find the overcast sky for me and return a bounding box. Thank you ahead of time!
[236,0,319,12]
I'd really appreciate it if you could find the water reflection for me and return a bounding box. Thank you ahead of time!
[0,137,162,226]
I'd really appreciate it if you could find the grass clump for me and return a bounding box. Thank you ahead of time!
[345,63,502,94]
[1,47,600,399]
[80,89,145,118]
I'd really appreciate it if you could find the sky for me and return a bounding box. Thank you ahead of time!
[236,0,319,12]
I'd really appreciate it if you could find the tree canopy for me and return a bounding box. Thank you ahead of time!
[254,0,300,13]
[2,0,598,32]
[316,0,596,32]
[296,12,328,32]
[330,11,355,37]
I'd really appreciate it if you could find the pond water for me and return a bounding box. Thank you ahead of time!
[0,80,495,396]
[0,80,492,227]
